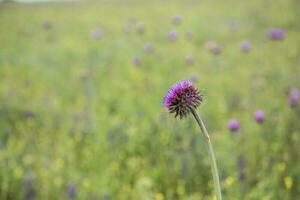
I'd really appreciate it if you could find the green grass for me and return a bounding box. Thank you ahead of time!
[0,0,300,199]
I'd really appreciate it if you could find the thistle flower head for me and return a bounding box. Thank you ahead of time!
[289,88,299,107]
[42,21,52,30]
[206,41,221,55]
[185,55,194,66]
[172,15,182,26]
[67,184,76,199]
[227,119,240,132]
[91,27,102,39]
[168,30,178,41]
[267,28,285,40]
[240,41,251,53]
[132,56,141,66]
[143,43,154,54]
[254,110,265,123]
[163,80,203,118]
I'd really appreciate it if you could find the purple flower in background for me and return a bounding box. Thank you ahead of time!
[172,15,182,26]
[240,41,251,53]
[163,80,203,118]
[227,119,240,132]
[90,27,102,39]
[185,31,194,40]
[211,44,221,55]
[132,56,141,66]
[267,28,285,40]
[136,23,145,34]
[42,21,52,30]
[289,88,299,107]
[254,110,265,123]
[67,184,76,199]
[168,30,177,41]
[143,43,154,54]
[206,41,222,55]
[185,55,194,66]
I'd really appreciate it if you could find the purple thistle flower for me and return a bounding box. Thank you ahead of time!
[254,110,265,123]
[227,119,240,132]
[289,88,299,107]
[211,45,221,55]
[143,43,154,54]
[163,80,203,118]
[67,184,76,199]
[206,41,221,55]
[172,15,182,26]
[185,55,194,66]
[42,21,52,30]
[132,56,141,66]
[91,27,102,39]
[168,30,177,41]
[267,28,285,40]
[240,41,251,53]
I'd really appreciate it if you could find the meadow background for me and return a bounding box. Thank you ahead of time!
[0,0,300,199]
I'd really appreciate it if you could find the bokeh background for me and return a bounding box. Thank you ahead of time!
[0,0,300,199]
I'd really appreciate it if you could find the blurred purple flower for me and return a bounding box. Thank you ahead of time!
[67,184,76,199]
[185,55,194,66]
[42,21,52,30]
[143,43,154,54]
[206,41,221,55]
[267,28,285,40]
[91,27,102,39]
[254,110,265,123]
[132,56,142,66]
[228,119,240,132]
[289,88,299,107]
[172,15,182,26]
[240,41,251,53]
[163,80,203,118]
[211,45,221,55]
[168,30,177,41]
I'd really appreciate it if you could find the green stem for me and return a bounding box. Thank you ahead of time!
[190,107,222,200]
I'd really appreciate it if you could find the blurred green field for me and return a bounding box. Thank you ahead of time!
[0,0,300,199]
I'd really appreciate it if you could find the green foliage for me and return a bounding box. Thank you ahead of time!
[0,0,300,199]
